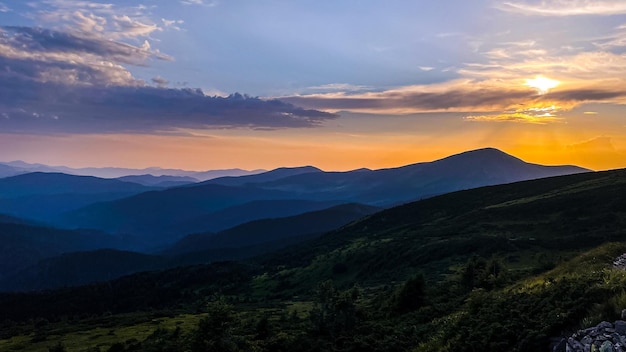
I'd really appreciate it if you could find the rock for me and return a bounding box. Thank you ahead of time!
[601,340,616,352]
[554,338,567,352]
[599,322,614,330]
[615,321,626,335]
[552,316,626,352]
[568,338,585,351]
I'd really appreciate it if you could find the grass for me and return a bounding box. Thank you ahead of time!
[0,313,206,352]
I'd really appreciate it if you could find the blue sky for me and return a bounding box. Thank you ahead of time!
[1,0,626,170]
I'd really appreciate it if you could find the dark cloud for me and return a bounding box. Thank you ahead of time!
[0,77,338,133]
[151,76,169,88]
[1,26,170,65]
[545,88,626,102]
[0,26,169,87]
[0,55,138,86]
[281,87,535,113]
[281,85,626,114]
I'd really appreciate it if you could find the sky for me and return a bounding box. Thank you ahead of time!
[1,0,626,171]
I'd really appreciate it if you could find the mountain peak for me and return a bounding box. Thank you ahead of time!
[270,165,322,173]
[201,165,322,187]
[447,147,519,159]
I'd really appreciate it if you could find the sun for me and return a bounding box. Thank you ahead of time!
[525,76,560,94]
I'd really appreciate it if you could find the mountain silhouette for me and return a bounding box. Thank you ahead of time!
[53,148,587,248]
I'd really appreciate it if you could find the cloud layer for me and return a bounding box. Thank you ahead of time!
[0,8,336,132]
[281,79,626,121]
[0,84,337,133]
[279,1,626,124]
[497,0,626,16]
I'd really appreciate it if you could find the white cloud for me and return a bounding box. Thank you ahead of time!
[181,0,218,7]
[112,15,160,38]
[161,18,184,31]
[303,83,374,94]
[498,0,626,16]
[31,0,170,40]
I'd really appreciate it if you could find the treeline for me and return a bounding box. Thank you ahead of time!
[0,262,253,324]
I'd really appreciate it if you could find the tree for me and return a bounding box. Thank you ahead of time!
[309,280,359,339]
[460,256,508,291]
[187,300,239,352]
[393,273,426,314]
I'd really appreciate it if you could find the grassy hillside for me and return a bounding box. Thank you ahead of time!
[257,168,626,289]
[0,169,625,352]
[166,203,380,255]
[0,222,126,282]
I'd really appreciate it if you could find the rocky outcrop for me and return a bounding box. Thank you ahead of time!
[553,256,626,351]
[553,319,626,352]
[613,254,626,270]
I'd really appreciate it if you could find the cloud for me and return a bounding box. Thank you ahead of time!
[162,18,184,31]
[464,112,563,124]
[464,103,565,124]
[302,83,374,94]
[111,15,160,38]
[0,81,338,133]
[277,21,626,120]
[151,76,169,88]
[280,77,626,123]
[1,26,170,65]
[0,25,335,133]
[181,0,218,7]
[593,25,626,50]
[497,0,626,16]
[0,2,9,12]
[0,26,171,87]
[545,87,626,102]
[282,80,545,114]
[30,0,171,40]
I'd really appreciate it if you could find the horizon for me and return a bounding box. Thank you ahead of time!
[0,147,601,173]
[1,1,626,171]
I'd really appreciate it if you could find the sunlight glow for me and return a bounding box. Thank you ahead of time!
[525,76,560,94]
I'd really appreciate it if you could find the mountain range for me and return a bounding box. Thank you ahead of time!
[51,148,587,246]
[0,166,624,352]
[0,147,590,291]
[0,160,265,180]
[0,172,155,223]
